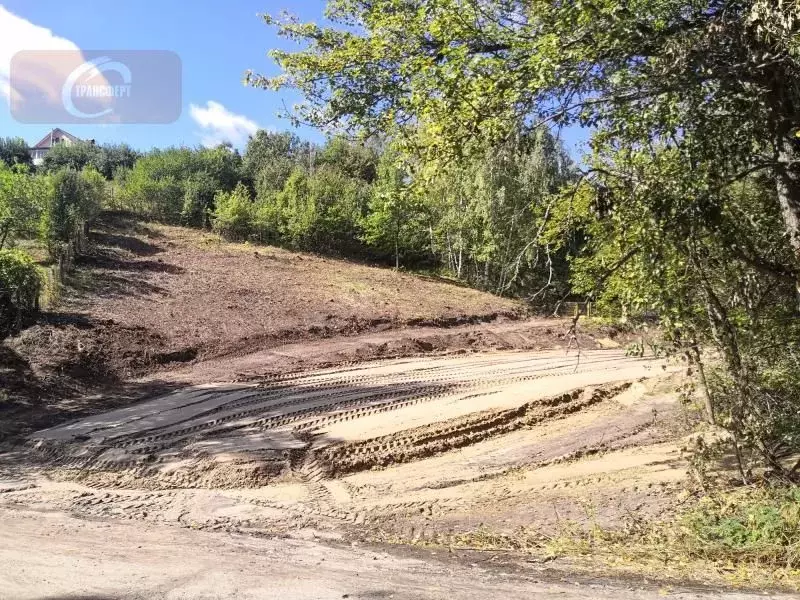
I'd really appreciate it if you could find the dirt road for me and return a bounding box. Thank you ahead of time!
[28,349,672,488]
[0,507,784,600]
[4,347,690,549]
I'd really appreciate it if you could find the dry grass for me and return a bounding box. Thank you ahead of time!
[399,486,800,591]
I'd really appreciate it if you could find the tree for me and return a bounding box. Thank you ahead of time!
[0,163,47,250]
[0,137,32,168]
[254,1,800,475]
[181,171,218,228]
[117,146,239,223]
[40,168,102,258]
[41,142,139,179]
[555,143,800,478]
[42,141,102,173]
[243,130,314,194]
[423,129,575,298]
[252,1,800,269]
[92,144,139,179]
[361,152,428,269]
[316,136,379,183]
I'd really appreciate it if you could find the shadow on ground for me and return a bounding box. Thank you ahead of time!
[0,340,186,449]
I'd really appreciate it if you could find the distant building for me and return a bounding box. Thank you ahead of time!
[29,128,83,166]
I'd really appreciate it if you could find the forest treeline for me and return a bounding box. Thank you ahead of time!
[0,128,575,303]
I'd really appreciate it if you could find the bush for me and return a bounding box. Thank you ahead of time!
[40,169,101,259]
[681,486,800,568]
[181,171,218,228]
[41,141,101,173]
[0,163,47,250]
[116,146,240,223]
[211,183,253,241]
[0,137,33,168]
[0,249,41,337]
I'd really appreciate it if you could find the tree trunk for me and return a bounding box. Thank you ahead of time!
[693,345,716,425]
[0,223,9,250]
[775,135,800,271]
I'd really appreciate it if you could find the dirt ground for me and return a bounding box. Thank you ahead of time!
[2,507,785,600]
[1,216,760,598]
[1,214,628,442]
[57,212,524,360]
[0,214,624,446]
[0,348,776,597]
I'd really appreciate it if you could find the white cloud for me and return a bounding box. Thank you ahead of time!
[189,100,259,148]
[0,5,82,104]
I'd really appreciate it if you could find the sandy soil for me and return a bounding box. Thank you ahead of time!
[26,349,675,488]
[0,340,763,597]
[1,507,780,600]
[3,347,691,550]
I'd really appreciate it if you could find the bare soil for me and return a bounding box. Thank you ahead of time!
[2,215,753,598]
[61,212,524,362]
[1,214,627,443]
[0,507,778,600]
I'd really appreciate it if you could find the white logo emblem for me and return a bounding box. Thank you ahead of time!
[62,56,132,119]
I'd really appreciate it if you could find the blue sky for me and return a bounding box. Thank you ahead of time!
[0,1,588,157]
[0,1,330,150]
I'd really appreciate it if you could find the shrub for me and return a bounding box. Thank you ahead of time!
[0,249,41,337]
[680,486,800,568]
[40,169,101,259]
[211,183,253,241]
[0,137,33,168]
[116,147,240,223]
[0,163,47,250]
[41,141,101,173]
[181,171,218,228]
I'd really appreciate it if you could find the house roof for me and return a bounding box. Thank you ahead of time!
[31,128,81,150]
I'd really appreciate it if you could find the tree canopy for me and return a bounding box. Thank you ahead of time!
[0,137,32,168]
[251,0,800,260]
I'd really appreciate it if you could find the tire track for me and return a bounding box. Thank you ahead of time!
[29,350,664,489]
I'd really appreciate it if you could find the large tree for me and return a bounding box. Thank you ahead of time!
[0,137,32,168]
[250,0,800,266]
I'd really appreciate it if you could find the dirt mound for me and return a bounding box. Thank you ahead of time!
[8,318,193,381]
[314,383,632,477]
[159,318,621,387]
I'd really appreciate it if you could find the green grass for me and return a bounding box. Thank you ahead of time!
[680,486,800,569]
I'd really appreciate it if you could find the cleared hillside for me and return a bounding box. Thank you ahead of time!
[18,213,522,370]
[1,212,525,439]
